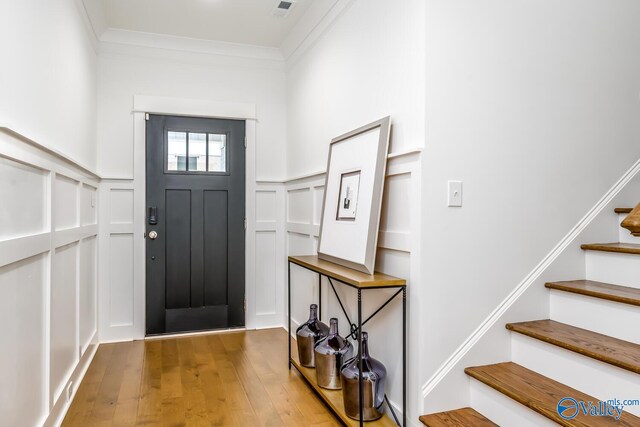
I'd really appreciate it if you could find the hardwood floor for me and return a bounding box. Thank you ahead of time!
[63,328,340,427]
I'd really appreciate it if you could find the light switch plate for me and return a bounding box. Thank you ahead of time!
[448,180,463,207]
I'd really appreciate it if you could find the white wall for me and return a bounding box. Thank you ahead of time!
[0,128,99,427]
[421,0,640,409]
[0,0,97,170]
[286,0,426,177]
[285,0,426,422]
[97,46,287,179]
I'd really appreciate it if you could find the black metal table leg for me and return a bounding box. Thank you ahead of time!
[358,289,363,427]
[403,286,407,426]
[288,261,291,369]
[318,273,322,321]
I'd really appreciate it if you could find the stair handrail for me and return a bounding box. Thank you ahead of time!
[621,202,640,236]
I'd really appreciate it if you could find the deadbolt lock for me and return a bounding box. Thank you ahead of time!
[148,230,158,240]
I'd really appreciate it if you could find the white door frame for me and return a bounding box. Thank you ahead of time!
[131,95,258,338]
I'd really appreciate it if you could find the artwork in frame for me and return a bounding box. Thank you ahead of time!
[318,117,391,274]
[336,170,361,221]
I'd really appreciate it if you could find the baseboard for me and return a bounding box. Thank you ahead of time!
[421,156,640,400]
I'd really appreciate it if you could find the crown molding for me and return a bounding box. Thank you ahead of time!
[282,0,355,67]
[99,28,285,62]
[78,0,352,64]
[80,0,108,38]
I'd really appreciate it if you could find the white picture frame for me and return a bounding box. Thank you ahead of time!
[317,117,391,274]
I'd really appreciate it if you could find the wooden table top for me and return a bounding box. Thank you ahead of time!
[288,255,406,288]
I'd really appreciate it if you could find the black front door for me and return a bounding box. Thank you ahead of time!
[145,114,245,335]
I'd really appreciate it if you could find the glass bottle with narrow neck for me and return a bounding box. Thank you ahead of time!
[340,332,387,421]
[314,318,353,389]
[296,304,329,368]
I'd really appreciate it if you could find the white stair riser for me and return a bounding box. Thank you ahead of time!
[618,213,640,244]
[469,378,556,427]
[585,251,640,289]
[511,334,640,416]
[550,290,640,343]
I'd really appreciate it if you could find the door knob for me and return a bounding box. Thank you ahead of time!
[148,230,158,240]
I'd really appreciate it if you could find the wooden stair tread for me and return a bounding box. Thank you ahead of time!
[465,362,640,426]
[615,207,633,214]
[419,408,497,427]
[580,242,640,255]
[506,319,640,374]
[546,280,640,306]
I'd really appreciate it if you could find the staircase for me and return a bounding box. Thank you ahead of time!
[420,207,640,426]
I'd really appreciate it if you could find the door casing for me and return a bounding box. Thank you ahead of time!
[128,95,258,339]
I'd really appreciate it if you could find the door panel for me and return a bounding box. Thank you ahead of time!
[204,190,228,306]
[165,189,191,310]
[146,114,245,335]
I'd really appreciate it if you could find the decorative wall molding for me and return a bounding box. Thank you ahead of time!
[77,0,353,65]
[0,125,100,181]
[282,0,356,66]
[133,95,257,121]
[100,28,284,62]
[421,155,640,399]
[0,127,99,427]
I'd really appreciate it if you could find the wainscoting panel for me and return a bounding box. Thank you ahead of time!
[81,184,97,226]
[54,174,79,231]
[98,180,141,342]
[287,187,311,223]
[0,157,47,241]
[0,254,47,427]
[109,234,135,327]
[0,127,100,427]
[109,188,134,224]
[50,243,79,403]
[256,190,278,222]
[249,183,286,328]
[79,236,97,355]
[255,231,278,315]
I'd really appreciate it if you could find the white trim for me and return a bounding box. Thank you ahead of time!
[283,0,356,66]
[421,155,640,398]
[100,28,284,62]
[124,96,259,340]
[0,126,100,182]
[0,232,50,268]
[79,0,351,64]
[267,147,423,184]
[133,95,257,121]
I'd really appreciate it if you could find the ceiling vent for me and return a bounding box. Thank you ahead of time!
[272,0,296,17]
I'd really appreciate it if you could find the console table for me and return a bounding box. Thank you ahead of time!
[288,255,407,427]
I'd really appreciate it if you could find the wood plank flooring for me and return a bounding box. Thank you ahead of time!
[63,328,340,427]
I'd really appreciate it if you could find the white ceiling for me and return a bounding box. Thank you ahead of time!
[100,0,314,47]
